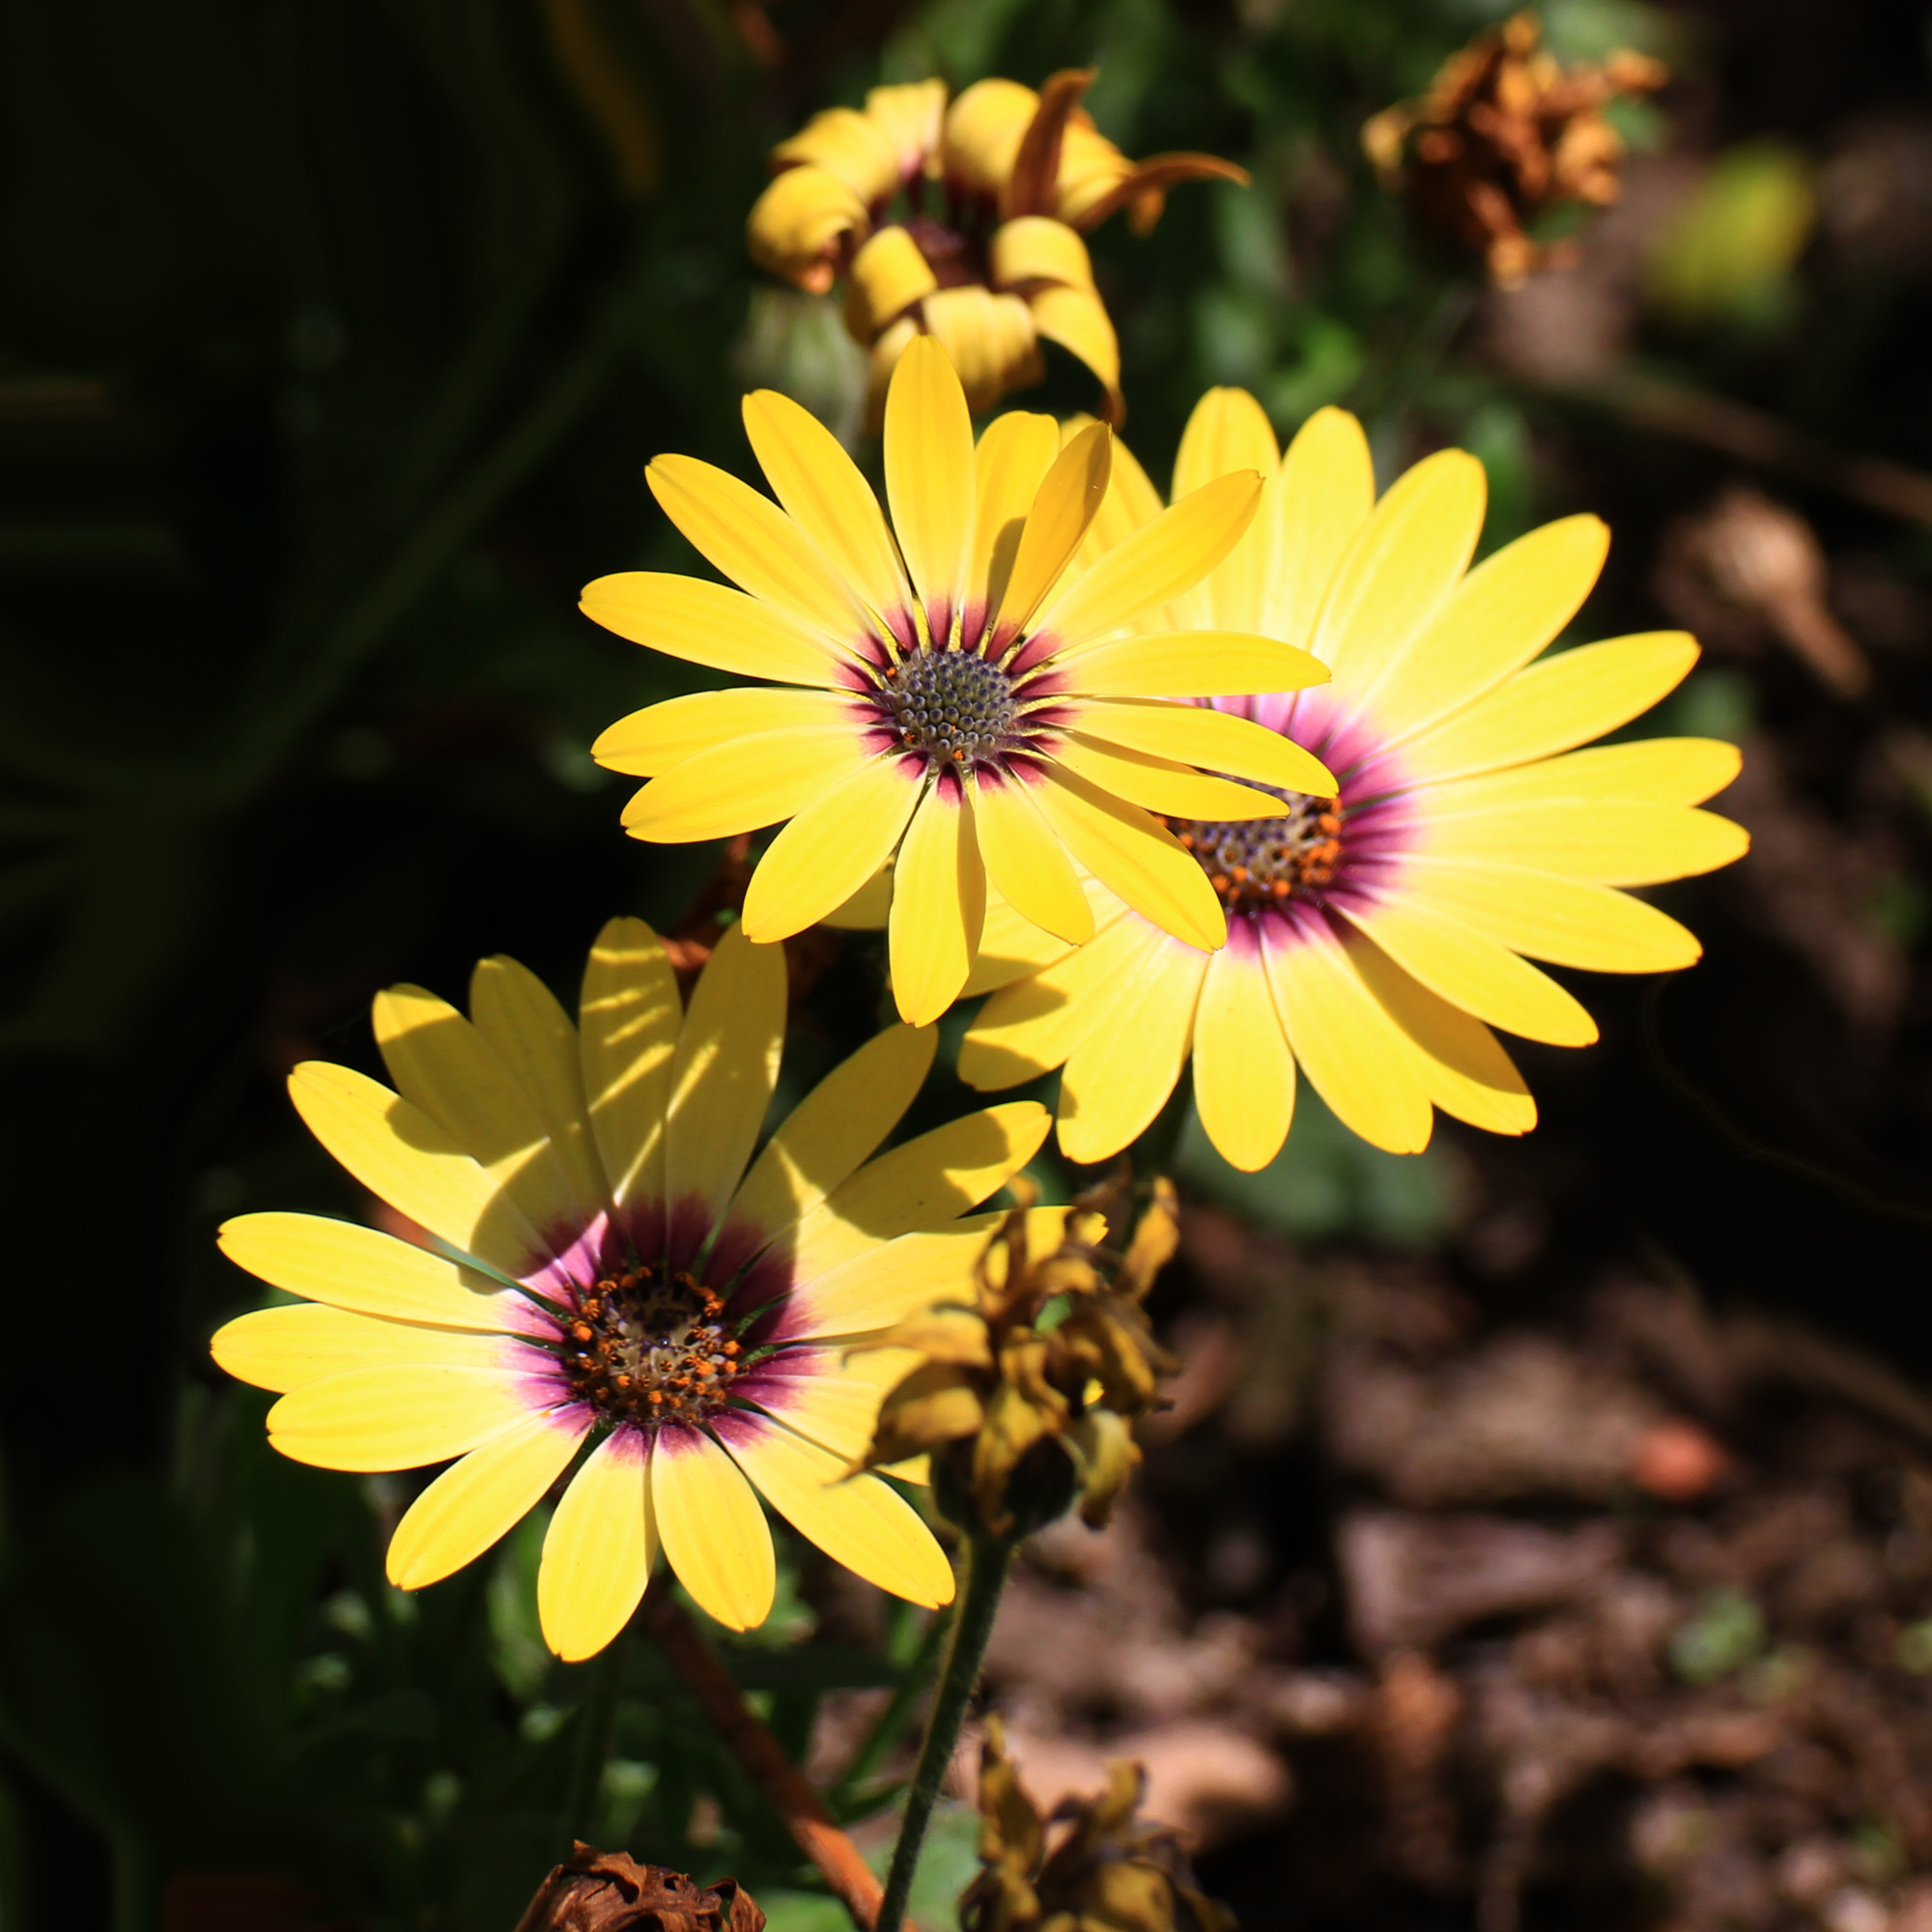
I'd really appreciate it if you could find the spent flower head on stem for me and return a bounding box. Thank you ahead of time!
[850,1170,1179,1537]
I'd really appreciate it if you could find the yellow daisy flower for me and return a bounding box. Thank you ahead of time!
[211,918,1059,1657]
[747,71,1244,420]
[583,339,1333,1028]
[957,389,1750,1172]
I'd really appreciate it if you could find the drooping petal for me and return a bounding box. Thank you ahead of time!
[1397,633,1701,781]
[217,1212,526,1331]
[666,923,786,1236]
[1258,408,1378,652]
[1314,449,1486,683]
[1030,766,1226,951]
[1401,859,1703,974]
[1057,936,1208,1163]
[538,1431,655,1662]
[1169,387,1280,634]
[1031,471,1264,650]
[971,412,1063,625]
[1050,731,1284,820]
[728,1023,937,1243]
[387,1407,589,1592]
[844,225,941,343]
[971,769,1094,946]
[1190,938,1296,1173]
[885,336,976,639]
[579,917,681,1211]
[747,165,869,292]
[740,753,924,943]
[743,388,914,627]
[889,779,987,1026]
[723,1415,954,1606]
[267,1365,544,1472]
[1262,919,1435,1154]
[1068,697,1336,794]
[993,423,1112,640]
[619,722,869,842]
[287,1063,545,1280]
[772,105,901,202]
[923,287,1043,416]
[1343,896,1601,1046]
[643,460,870,649]
[212,1303,524,1395]
[1026,284,1122,417]
[594,689,861,779]
[1418,800,1750,885]
[1051,630,1325,697]
[1355,514,1609,740]
[581,574,845,688]
[650,1424,776,1633]
[988,214,1097,291]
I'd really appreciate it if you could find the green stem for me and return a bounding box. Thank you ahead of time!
[874,1532,1014,1932]
[830,1605,952,1814]
[561,1634,630,1848]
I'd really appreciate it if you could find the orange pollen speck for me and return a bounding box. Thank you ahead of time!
[1168,789,1349,914]
[559,1263,742,1429]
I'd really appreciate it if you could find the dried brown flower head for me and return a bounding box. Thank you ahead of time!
[513,1847,766,1932]
[851,1174,1180,1537]
[960,1718,1234,1932]
[1362,11,1666,287]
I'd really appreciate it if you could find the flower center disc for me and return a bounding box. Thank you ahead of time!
[1173,789,1346,912]
[562,1266,741,1426]
[882,648,1021,769]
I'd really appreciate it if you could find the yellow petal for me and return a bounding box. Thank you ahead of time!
[387,1408,588,1591]
[1258,407,1377,651]
[843,225,940,342]
[923,286,1043,414]
[620,722,867,842]
[971,771,1094,946]
[959,909,1153,1088]
[650,1425,776,1632]
[889,780,987,1025]
[944,77,1037,203]
[961,879,1110,998]
[578,917,680,1210]
[1030,766,1226,951]
[1420,801,1751,885]
[994,423,1112,640]
[1315,449,1486,682]
[971,412,1063,625]
[469,955,606,1217]
[885,335,976,639]
[773,107,899,202]
[747,166,868,289]
[213,1303,521,1395]
[1346,936,1537,1136]
[863,80,946,178]
[741,753,924,942]
[1057,937,1208,1163]
[287,1062,544,1280]
[1052,630,1326,697]
[989,214,1096,290]
[1361,515,1609,741]
[1398,632,1701,781]
[1190,940,1295,1172]
[1069,698,1335,794]
[372,983,585,1238]
[724,1418,954,1607]
[593,688,858,779]
[783,1207,1072,1339]
[786,1101,1050,1285]
[1263,922,1435,1153]
[581,573,844,687]
[1423,737,1743,812]
[1026,283,1122,406]
[822,864,895,930]
[538,1431,655,1662]
[1051,731,1285,819]
[1071,419,1163,568]
[1171,387,1280,634]
[762,1348,919,1462]
[217,1211,525,1329]
[645,456,868,649]
[1031,471,1263,649]
[1400,860,1704,973]
[729,1024,937,1242]
[743,388,914,626]
[666,922,786,1233]
[267,1366,541,1472]
[1344,896,1600,1047]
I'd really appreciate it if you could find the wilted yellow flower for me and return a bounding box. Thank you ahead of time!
[1363,11,1665,287]
[961,1718,1233,1932]
[852,1175,1179,1537]
[748,71,1245,420]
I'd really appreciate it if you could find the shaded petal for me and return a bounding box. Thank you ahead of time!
[267,1366,543,1472]
[1027,284,1122,414]
[972,412,1062,625]
[1190,939,1295,1173]
[961,878,1115,998]
[1170,387,1280,634]
[620,723,869,842]
[650,1424,776,1632]
[582,572,847,688]
[538,1431,654,1662]
[213,1304,524,1395]
[595,690,859,780]
[885,335,976,637]
[972,770,1094,947]
[740,753,923,943]
[1258,408,1377,652]
[1400,860,1703,973]
[579,917,680,1211]
[889,779,986,1026]
[388,1407,588,1591]
[1052,630,1325,697]
[1069,698,1335,794]
[1057,935,1208,1163]
[994,423,1112,640]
